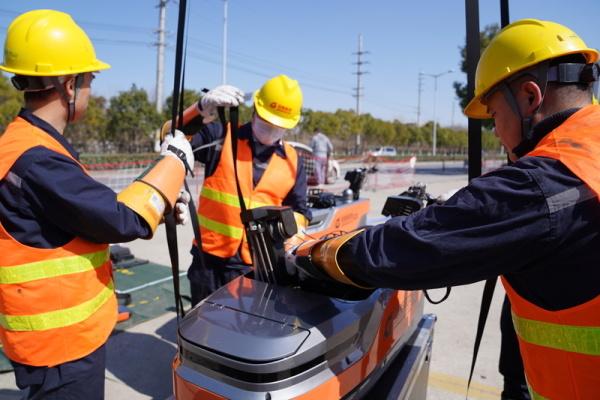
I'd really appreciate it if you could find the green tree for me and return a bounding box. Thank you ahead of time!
[162,89,201,121]
[106,85,161,153]
[453,23,500,110]
[0,73,23,131]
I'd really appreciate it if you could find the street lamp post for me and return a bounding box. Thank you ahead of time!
[422,70,453,156]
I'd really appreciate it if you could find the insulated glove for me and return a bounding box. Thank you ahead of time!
[200,85,245,117]
[118,130,191,236]
[285,229,371,289]
[161,130,194,173]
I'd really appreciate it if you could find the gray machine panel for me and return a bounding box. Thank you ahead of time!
[179,302,310,363]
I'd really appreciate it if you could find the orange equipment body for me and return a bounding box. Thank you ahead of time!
[305,198,370,239]
[500,104,600,399]
[172,290,424,400]
[196,123,298,264]
[0,116,117,367]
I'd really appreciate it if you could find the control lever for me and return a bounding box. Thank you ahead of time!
[240,206,297,285]
[381,182,437,217]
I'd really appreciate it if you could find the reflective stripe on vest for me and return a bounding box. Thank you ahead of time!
[198,214,243,239]
[512,312,600,356]
[0,249,108,284]
[200,186,271,209]
[0,281,114,331]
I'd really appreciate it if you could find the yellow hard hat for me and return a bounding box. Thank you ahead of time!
[253,75,303,129]
[0,9,110,77]
[464,19,599,119]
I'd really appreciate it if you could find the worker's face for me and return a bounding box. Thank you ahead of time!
[252,113,287,145]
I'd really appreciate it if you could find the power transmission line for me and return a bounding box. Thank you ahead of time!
[417,71,424,125]
[352,33,369,150]
[155,0,168,113]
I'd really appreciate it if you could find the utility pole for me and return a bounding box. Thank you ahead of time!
[352,34,369,153]
[422,70,454,156]
[417,71,424,126]
[154,0,167,152]
[222,0,228,84]
[155,0,167,113]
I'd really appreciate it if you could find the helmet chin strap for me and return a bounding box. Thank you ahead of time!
[499,62,550,158]
[50,74,85,124]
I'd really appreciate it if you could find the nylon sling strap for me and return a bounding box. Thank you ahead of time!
[466,2,509,397]
[165,0,188,319]
[177,12,206,294]
[220,106,248,214]
[467,278,496,394]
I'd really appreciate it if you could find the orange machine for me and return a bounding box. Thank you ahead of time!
[172,175,435,400]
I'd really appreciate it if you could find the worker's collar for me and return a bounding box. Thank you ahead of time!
[239,122,287,158]
[512,108,580,158]
[18,108,80,160]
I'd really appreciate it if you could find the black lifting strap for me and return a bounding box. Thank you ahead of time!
[467,278,496,396]
[223,106,248,214]
[165,0,188,319]
[423,287,451,305]
[465,1,504,397]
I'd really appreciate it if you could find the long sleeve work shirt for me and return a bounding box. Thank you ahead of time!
[341,109,600,311]
[0,109,151,249]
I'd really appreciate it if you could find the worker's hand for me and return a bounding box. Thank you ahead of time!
[284,238,330,281]
[174,190,191,225]
[200,85,245,118]
[435,188,460,204]
[285,230,371,289]
[161,130,194,173]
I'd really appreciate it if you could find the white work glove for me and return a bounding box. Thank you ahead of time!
[436,188,460,204]
[160,130,194,173]
[174,190,191,225]
[200,85,245,118]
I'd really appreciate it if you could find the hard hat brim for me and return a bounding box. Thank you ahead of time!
[464,96,491,119]
[0,58,111,77]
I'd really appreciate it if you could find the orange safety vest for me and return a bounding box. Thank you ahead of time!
[0,116,117,367]
[501,104,600,399]
[197,124,298,264]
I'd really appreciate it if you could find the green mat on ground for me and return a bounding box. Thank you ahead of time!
[113,260,191,331]
[0,260,190,372]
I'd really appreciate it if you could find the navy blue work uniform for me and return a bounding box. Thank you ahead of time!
[339,109,600,400]
[186,121,310,305]
[340,108,600,310]
[339,109,600,399]
[0,109,151,400]
[340,109,600,399]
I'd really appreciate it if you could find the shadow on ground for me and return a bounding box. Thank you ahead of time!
[106,317,178,400]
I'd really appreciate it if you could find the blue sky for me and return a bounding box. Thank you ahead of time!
[1,1,600,128]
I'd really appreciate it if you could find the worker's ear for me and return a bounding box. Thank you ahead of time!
[519,80,543,116]
[64,76,76,99]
